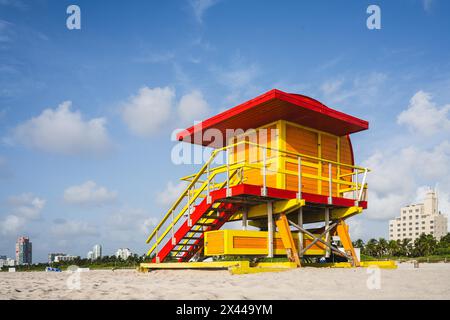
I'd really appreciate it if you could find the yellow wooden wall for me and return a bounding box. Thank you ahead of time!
[228,120,354,198]
[230,122,278,188]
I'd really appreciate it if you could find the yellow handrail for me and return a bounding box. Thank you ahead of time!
[145,140,370,258]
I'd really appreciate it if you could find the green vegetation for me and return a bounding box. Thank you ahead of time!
[354,232,450,262]
[0,254,153,272]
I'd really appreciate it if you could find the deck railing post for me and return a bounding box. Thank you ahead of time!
[354,170,359,206]
[325,208,330,258]
[358,168,368,202]
[226,148,231,197]
[171,210,176,245]
[297,156,302,199]
[298,207,304,257]
[262,147,267,196]
[187,188,192,227]
[155,228,160,263]
[206,163,212,204]
[328,162,332,205]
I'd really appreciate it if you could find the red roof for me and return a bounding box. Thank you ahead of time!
[177,89,369,147]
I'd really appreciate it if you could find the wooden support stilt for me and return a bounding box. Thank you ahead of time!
[288,219,352,261]
[242,208,248,231]
[325,208,330,258]
[275,213,301,267]
[298,207,303,257]
[336,219,360,267]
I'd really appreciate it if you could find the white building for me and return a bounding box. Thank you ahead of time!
[0,257,15,267]
[115,248,132,260]
[389,189,448,241]
[48,253,65,263]
[87,250,94,260]
[54,255,79,262]
[92,244,102,260]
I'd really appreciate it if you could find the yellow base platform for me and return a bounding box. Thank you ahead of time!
[303,260,397,269]
[139,261,298,274]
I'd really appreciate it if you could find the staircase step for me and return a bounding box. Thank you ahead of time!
[151,201,240,263]
[181,236,203,240]
[202,216,223,220]
[210,208,234,213]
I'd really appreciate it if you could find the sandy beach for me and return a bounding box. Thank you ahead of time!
[1,262,449,300]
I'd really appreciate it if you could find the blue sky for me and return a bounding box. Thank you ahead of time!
[1,0,450,263]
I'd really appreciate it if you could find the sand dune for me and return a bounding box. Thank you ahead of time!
[1,262,449,300]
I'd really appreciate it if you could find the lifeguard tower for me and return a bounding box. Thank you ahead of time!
[142,89,373,272]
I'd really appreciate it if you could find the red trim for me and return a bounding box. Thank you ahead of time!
[177,203,239,262]
[153,183,367,262]
[177,89,369,147]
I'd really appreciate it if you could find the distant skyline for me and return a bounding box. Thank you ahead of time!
[1,0,450,262]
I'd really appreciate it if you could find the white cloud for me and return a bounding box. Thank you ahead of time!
[219,64,260,89]
[156,181,188,206]
[8,193,46,219]
[363,141,450,220]
[122,86,174,137]
[320,79,343,96]
[397,90,450,136]
[64,181,117,206]
[190,0,219,23]
[213,56,262,104]
[141,217,158,235]
[106,207,158,240]
[12,101,111,155]
[0,215,24,235]
[178,90,210,124]
[0,193,45,235]
[346,217,364,240]
[362,92,450,224]
[50,220,99,237]
[320,72,387,106]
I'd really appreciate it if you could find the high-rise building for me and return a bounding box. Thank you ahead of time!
[87,250,94,260]
[15,236,32,265]
[92,244,102,260]
[48,253,65,264]
[115,248,132,260]
[389,189,448,241]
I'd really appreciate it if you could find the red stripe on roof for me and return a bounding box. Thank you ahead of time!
[177,89,368,147]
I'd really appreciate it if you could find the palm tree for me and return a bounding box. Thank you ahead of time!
[438,233,450,248]
[399,238,412,257]
[353,239,365,249]
[365,238,378,257]
[387,240,400,257]
[413,234,437,257]
[377,238,388,257]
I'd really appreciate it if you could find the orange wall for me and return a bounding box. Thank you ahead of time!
[229,120,354,198]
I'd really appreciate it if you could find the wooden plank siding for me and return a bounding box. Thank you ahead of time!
[227,120,354,198]
[230,123,278,188]
[285,124,319,194]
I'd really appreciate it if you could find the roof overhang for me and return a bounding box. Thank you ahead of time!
[176,89,369,148]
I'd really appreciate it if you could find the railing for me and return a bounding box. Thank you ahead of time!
[145,140,370,259]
